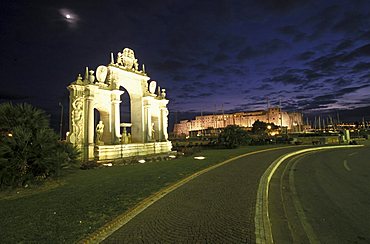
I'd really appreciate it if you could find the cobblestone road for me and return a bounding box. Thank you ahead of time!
[104,147,300,243]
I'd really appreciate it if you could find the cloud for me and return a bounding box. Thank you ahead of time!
[195,73,206,80]
[177,91,213,99]
[218,35,247,52]
[237,46,259,60]
[302,42,370,79]
[256,84,273,90]
[278,25,306,42]
[360,72,370,79]
[264,74,306,85]
[265,68,322,86]
[190,63,210,72]
[154,59,185,72]
[241,89,251,94]
[295,84,370,111]
[172,74,187,81]
[352,62,370,72]
[228,67,246,76]
[212,67,227,76]
[328,78,352,87]
[335,84,370,96]
[303,69,323,81]
[308,53,346,73]
[295,95,311,99]
[230,101,267,112]
[332,11,369,34]
[295,82,325,92]
[213,52,229,63]
[359,30,370,41]
[345,43,370,60]
[304,5,340,40]
[263,39,291,54]
[332,39,354,52]
[255,0,307,12]
[237,39,290,61]
[307,94,337,109]
[296,51,315,61]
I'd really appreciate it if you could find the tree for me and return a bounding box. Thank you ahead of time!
[0,103,79,188]
[0,103,49,132]
[218,125,250,148]
[251,120,277,135]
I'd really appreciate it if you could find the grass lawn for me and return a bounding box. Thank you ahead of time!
[0,145,282,243]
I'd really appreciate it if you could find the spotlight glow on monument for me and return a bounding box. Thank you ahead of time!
[66,48,172,162]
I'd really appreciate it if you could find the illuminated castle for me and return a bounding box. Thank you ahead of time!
[173,107,303,136]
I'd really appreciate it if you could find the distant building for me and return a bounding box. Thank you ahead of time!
[173,107,303,136]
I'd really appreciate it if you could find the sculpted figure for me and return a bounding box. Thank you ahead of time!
[121,127,128,144]
[117,52,123,65]
[121,48,138,70]
[96,121,104,143]
[127,133,132,143]
[70,98,83,143]
[161,89,166,98]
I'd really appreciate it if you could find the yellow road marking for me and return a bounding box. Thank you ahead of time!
[343,160,351,171]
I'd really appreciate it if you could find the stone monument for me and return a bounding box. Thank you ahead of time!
[67,48,171,161]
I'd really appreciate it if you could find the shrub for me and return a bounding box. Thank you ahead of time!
[0,103,79,188]
[218,125,251,149]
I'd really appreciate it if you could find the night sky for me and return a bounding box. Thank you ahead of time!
[1,0,370,131]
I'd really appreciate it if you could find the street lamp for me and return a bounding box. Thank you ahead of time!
[59,102,64,140]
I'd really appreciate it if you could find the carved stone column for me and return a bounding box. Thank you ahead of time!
[82,95,95,161]
[86,96,95,145]
[157,109,163,141]
[161,108,169,141]
[144,104,152,142]
[111,90,123,144]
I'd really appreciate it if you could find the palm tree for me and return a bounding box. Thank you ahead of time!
[0,103,79,187]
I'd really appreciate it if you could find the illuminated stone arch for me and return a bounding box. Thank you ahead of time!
[67,48,171,161]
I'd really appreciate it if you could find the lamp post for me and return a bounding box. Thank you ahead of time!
[59,102,64,140]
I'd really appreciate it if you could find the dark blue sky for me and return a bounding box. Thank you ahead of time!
[1,0,370,129]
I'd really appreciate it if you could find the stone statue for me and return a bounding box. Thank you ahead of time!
[161,89,166,98]
[121,48,138,70]
[96,121,104,144]
[117,52,123,65]
[75,74,83,85]
[127,133,132,143]
[121,127,128,144]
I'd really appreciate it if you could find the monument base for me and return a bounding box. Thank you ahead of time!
[94,141,172,162]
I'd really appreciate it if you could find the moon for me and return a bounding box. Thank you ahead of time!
[59,8,79,27]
